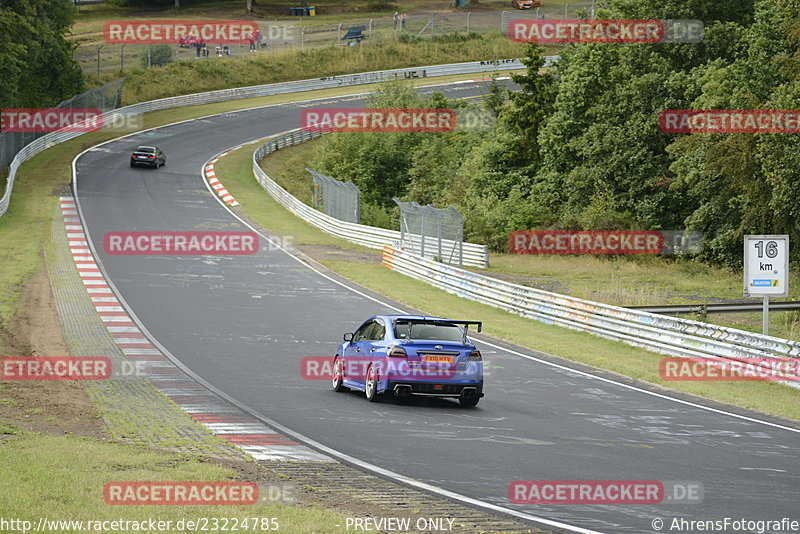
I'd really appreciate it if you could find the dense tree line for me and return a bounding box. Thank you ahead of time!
[0,0,83,109]
[312,0,800,267]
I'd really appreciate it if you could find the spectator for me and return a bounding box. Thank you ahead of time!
[393,12,399,30]
[248,31,256,51]
[400,13,407,30]
[202,44,209,58]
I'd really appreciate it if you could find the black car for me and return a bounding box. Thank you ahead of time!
[130,146,166,168]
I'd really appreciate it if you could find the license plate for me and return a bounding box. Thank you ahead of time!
[137,156,147,159]
[424,355,454,364]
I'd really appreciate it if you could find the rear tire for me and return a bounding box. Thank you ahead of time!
[365,365,381,402]
[332,356,347,392]
[459,395,480,408]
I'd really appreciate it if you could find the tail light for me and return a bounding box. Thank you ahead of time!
[468,350,482,361]
[149,155,155,159]
[388,346,407,358]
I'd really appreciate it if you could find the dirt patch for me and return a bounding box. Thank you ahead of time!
[10,269,70,357]
[297,244,381,264]
[0,267,105,439]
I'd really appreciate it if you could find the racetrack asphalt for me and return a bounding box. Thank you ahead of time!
[74,80,800,534]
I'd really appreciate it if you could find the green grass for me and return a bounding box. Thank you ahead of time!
[0,422,20,434]
[484,254,800,340]
[0,431,348,532]
[0,141,73,332]
[486,253,800,304]
[213,140,800,421]
[260,142,316,205]
[101,35,529,103]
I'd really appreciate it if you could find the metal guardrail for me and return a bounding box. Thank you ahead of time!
[381,246,800,388]
[0,57,534,218]
[631,301,800,315]
[252,129,490,268]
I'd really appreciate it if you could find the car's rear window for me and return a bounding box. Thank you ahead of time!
[394,322,464,342]
[135,146,155,153]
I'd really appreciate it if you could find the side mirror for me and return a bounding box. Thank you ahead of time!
[343,332,353,342]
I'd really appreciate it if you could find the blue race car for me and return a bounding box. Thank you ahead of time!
[332,315,484,407]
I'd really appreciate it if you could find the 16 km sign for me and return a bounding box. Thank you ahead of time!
[744,235,789,298]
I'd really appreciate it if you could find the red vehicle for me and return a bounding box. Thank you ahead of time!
[512,0,541,8]
[178,34,201,48]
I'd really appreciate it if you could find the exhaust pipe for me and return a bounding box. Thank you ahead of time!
[460,387,477,399]
[393,384,412,398]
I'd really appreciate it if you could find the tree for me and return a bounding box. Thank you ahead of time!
[505,43,556,168]
[0,0,83,108]
[667,0,800,265]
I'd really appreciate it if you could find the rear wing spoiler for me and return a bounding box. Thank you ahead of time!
[393,318,483,343]
[394,318,482,331]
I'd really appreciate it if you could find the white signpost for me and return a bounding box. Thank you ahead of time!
[744,235,789,335]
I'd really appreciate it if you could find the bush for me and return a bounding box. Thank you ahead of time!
[398,33,418,44]
[140,44,175,68]
[361,203,398,229]
[368,0,398,11]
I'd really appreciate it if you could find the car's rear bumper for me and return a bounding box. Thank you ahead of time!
[386,380,483,398]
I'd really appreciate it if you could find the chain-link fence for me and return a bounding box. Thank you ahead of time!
[0,79,124,173]
[393,198,465,267]
[307,168,360,223]
[72,5,590,75]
